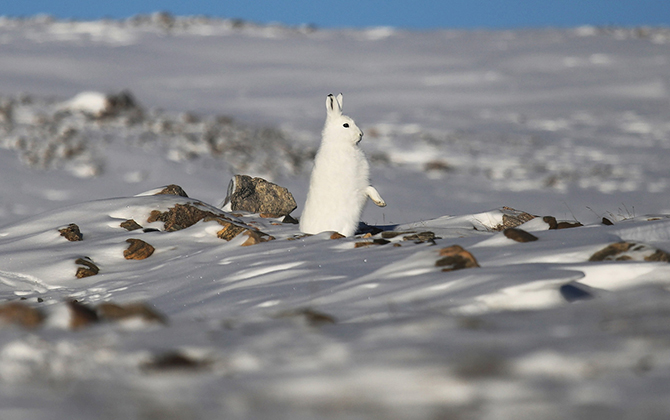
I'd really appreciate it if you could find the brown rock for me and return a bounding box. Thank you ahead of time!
[503,228,539,243]
[276,308,337,327]
[205,216,248,240]
[542,216,558,229]
[148,202,270,245]
[124,238,155,260]
[282,214,299,224]
[493,207,536,231]
[59,223,83,241]
[587,242,669,262]
[436,245,480,272]
[224,175,297,217]
[97,302,167,324]
[354,239,391,248]
[154,184,188,197]
[240,230,274,246]
[644,249,670,262]
[403,231,437,243]
[330,232,346,240]
[602,217,614,226]
[75,257,99,278]
[380,231,408,239]
[0,302,45,329]
[120,219,143,231]
[148,203,209,231]
[556,221,583,229]
[142,351,211,372]
[67,300,99,330]
[589,242,635,261]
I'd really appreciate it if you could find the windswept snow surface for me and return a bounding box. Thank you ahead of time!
[0,16,670,419]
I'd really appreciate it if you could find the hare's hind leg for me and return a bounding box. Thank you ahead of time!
[365,186,386,207]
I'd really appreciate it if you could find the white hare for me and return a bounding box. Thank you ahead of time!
[300,93,386,237]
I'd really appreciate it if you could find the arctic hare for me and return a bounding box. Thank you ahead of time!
[300,93,386,236]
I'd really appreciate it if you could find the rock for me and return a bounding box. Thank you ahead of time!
[224,175,297,217]
[154,184,188,197]
[556,221,583,229]
[75,257,99,278]
[146,202,271,245]
[104,90,141,117]
[59,223,83,241]
[494,207,536,231]
[0,302,45,329]
[120,219,143,231]
[147,203,213,231]
[645,249,670,262]
[207,217,248,241]
[97,302,167,325]
[354,239,391,248]
[67,300,99,330]
[436,245,480,272]
[380,231,407,239]
[589,242,635,261]
[282,214,299,224]
[503,228,538,243]
[589,242,670,262]
[124,238,155,260]
[542,216,582,230]
[63,90,141,118]
[542,216,558,229]
[559,283,595,303]
[330,232,346,240]
[602,217,614,226]
[403,231,437,243]
[276,308,337,327]
[242,229,274,246]
[142,351,211,373]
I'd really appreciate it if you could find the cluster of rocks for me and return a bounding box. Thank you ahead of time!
[0,91,311,178]
[61,184,276,280]
[0,299,166,330]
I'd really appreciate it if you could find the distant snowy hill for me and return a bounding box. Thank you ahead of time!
[0,16,670,420]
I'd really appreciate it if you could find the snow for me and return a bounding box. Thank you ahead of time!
[0,16,670,419]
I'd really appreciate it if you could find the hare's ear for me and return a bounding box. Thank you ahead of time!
[336,93,343,110]
[326,93,342,117]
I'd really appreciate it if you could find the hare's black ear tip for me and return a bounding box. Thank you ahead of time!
[327,93,334,97]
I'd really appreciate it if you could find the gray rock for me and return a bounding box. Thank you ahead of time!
[224,175,297,217]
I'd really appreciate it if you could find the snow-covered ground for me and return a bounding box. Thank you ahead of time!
[0,15,670,419]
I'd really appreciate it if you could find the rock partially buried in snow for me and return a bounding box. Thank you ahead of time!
[436,245,480,272]
[223,175,297,218]
[495,207,536,231]
[589,242,670,262]
[0,301,45,329]
[120,219,143,231]
[97,302,167,325]
[154,184,189,197]
[60,90,141,118]
[67,300,100,330]
[124,238,155,260]
[59,223,83,241]
[75,257,99,278]
[147,202,272,245]
[503,227,539,243]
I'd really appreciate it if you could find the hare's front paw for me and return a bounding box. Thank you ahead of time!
[366,186,386,207]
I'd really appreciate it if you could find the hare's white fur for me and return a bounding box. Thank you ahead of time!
[300,94,386,237]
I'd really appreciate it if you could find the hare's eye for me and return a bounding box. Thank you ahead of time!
[343,123,350,128]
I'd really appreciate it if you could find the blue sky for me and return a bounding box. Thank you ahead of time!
[3,0,669,29]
